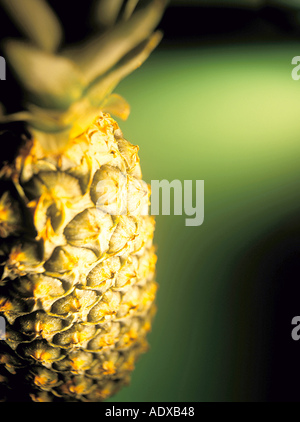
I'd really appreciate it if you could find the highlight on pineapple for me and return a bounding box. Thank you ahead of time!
[0,0,167,402]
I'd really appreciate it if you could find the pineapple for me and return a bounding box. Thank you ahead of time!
[0,0,166,402]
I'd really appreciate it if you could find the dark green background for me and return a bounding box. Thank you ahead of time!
[107,2,300,402]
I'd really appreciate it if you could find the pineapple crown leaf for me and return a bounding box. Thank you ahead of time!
[93,0,125,28]
[3,40,87,110]
[93,0,140,28]
[86,31,163,106]
[123,0,141,21]
[0,0,167,144]
[63,0,168,84]
[0,30,160,136]
[3,0,166,113]
[0,0,63,53]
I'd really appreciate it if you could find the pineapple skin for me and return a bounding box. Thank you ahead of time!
[0,113,157,402]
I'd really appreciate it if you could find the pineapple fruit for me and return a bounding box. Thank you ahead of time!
[0,0,166,402]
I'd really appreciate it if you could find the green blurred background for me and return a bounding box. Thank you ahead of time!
[108,0,300,402]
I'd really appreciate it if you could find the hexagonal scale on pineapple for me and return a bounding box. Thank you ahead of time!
[0,192,23,238]
[117,286,141,319]
[18,142,58,185]
[88,290,121,324]
[0,344,27,372]
[52,323,97,348]
[114,133,142,178]
[2,324,29,351]
[89,165,127,216]
[113,255,138,291]
[65,154,92,195]
[55,375,94,399]
[13,311,70,340]
[20,158,58,187]
[57,140,86,171]
[52,349,94,373]
[86,322,120,352]
[108,216,137,256]
[40,170,82,210]
[0,286,35,324]
[29,366,61,390]
[127,175,149,217]
[44,244,97,275]
[12,274,65,303]
[50,288,98,318]
[116,318,143,350]
[22,171,83,230]
[2,241,43,280]
[63,207,114,257]
[85,123,126,173]
[86,350,121,379]
[16,339,65,364]
[86,256,121,291]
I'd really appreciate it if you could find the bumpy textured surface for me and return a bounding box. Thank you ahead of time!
[0,113,157,402]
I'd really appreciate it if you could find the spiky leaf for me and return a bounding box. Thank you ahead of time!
[86,32,163,106]
[123,0,140,20]
[64,0,167,83]
[93,0,125,27]
[0,0,63,53]
[4,40,86,110]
